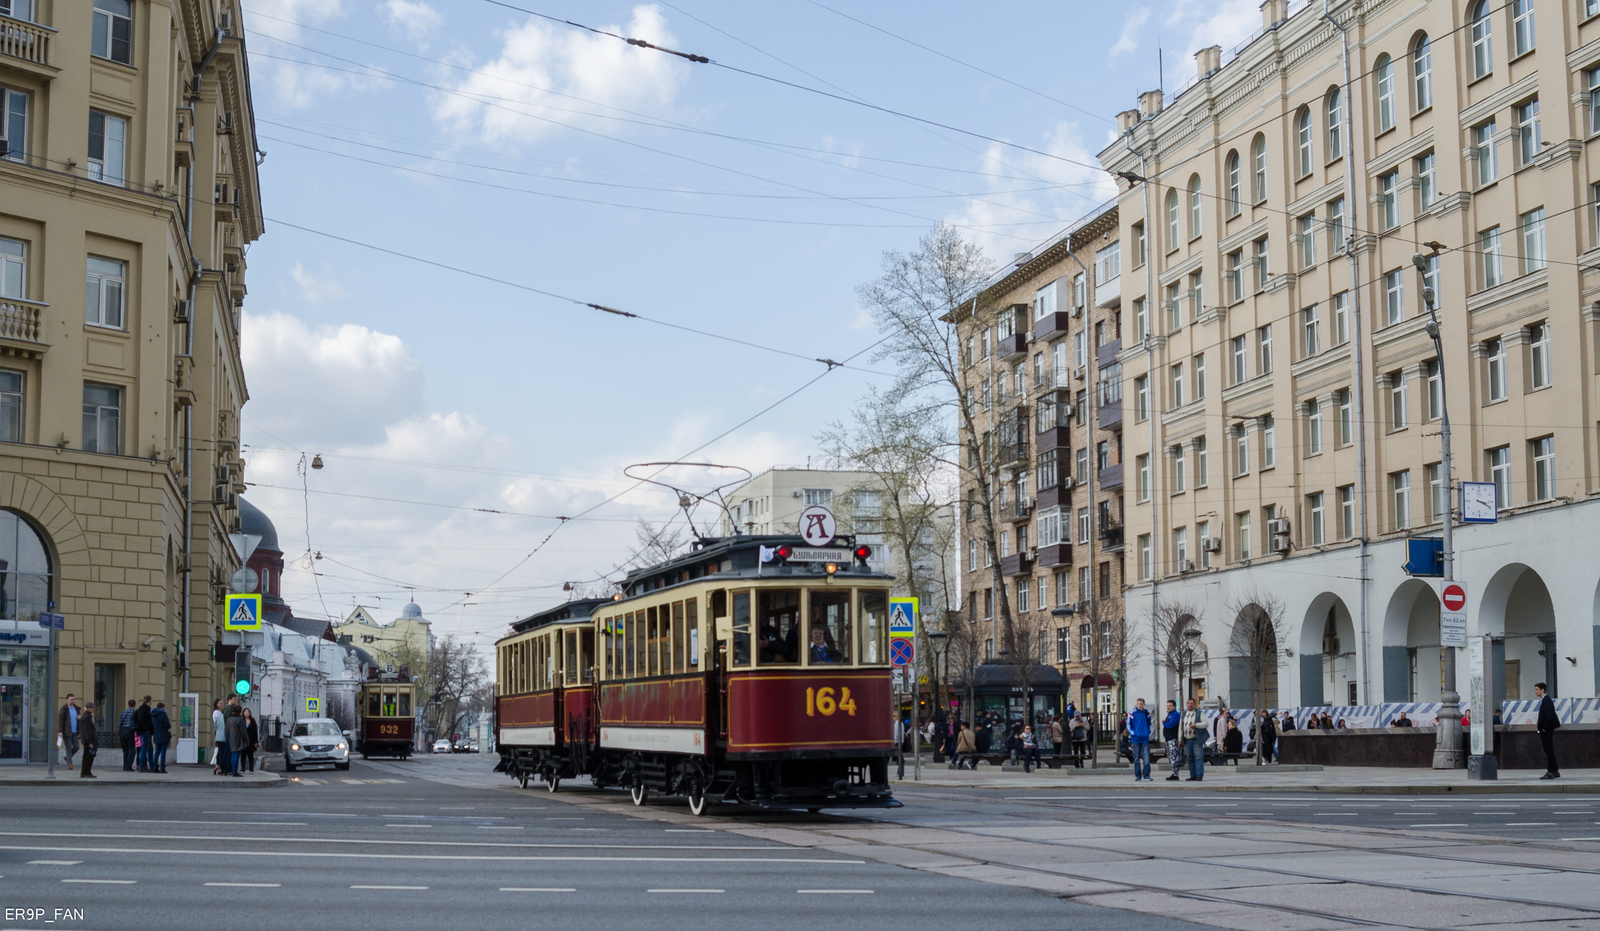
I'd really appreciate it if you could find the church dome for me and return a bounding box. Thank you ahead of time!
[238,496,280,553]
[400,601,423,620]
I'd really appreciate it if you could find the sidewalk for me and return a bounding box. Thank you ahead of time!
[0,762,280,786]
[895,759,1600,793]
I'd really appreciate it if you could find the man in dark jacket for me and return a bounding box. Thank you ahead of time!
[78,704,99,778]
[1162,700,1182,781]
[133,697,154,772]
[225,699,248,777]
[56,694,80,770]
[118,700,137,771]
[1535,682,1560,779]
[151,701,172,773]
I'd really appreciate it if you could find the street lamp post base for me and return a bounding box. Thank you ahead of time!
[1432,690,1465,770]
[1467,755,1498,780]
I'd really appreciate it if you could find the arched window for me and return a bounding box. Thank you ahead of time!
[1187,175,1202,238]
[1166,189,1180,248]
[1375,55,1395,131]
[1470,0,1492,78]
[1325,88,1343,160]
[1412,35,1431,111]
[1295,107,1313,176]
[1225,150,1240,215]
[0,510,52,623]
[1251,134,1267,203]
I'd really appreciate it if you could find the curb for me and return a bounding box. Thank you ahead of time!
[896,780,1600,795]
[0,772,284,788]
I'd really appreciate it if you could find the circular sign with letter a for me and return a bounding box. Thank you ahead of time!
[798,505,837,547]
[1441,582,1467,613]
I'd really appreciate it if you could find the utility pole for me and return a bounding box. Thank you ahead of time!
[1414,252,1463,769]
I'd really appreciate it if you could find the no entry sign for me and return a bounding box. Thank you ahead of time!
[1439,581,1468,648]
[1441,583,1466,613]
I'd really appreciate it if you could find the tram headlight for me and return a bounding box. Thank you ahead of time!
[824,562,839,576]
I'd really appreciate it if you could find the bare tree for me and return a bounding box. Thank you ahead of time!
[627,519,686,569]
[1150,595,1208,703]
[944,610,985,724]
[856,225,1016,651]
[1226,589,1291,765]
[1077,595,1127,766]
[421,634,491,748]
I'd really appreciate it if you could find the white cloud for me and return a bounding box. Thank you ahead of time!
[288,263,346,304]
[436,4,690,145]
[1110,8,1151,60]
[1168,0,1262,62]
[381,0,444,46]
[946,122,1120,257]
[243,0,390,109]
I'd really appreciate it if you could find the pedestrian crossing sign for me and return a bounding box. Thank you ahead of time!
[224,593,262,631]
[889,597,917,638]
[305,696,321,716]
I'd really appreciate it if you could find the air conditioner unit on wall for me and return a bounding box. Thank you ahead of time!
[1268,518,1290,536]
[1179,559,1195,573]
[1202,536,1222,553]
[1063,476,1076,488]
[1270,535,1291,554]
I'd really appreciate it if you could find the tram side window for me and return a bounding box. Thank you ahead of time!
[686,598,699,666]
[580,629,594,683]
[860,590,889,665]
[808,590,850,665]
[758,589,801,665]
[603,618,615,679]
[367,689,381,718]
[731,591,751,667]
[565,630,578,686]
[398,688,411,717]
[672,601,685,670]
[625,612,636,678]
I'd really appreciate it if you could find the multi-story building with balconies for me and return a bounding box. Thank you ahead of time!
[0,0,260,763]
[1103,0,1600,714]
[956,202,1131,716]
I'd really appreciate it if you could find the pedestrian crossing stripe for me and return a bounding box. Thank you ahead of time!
[292,777,404,786]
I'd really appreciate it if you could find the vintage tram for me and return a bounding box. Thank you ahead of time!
[356,676,415,759]
[495,535,898,813]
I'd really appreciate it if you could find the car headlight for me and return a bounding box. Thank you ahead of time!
[336,743,346,750]
[290,743,301,751]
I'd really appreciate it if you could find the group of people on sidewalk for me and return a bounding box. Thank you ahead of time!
[1123,698,1212,782]
[56,693,173,776]
[210,696,261,776]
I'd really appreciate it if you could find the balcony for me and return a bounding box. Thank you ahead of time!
[0,299,48,358]
[999,552,1034,577]
[0,15,55,76]
[1035,311,1073,341]
[998,332,1027,360]
[1098,402,1123,430]
[1036,425,1071,451]
[996,438,1028,467]
[1098,462,1123,489]
[1000,497,1033,523]
[1035,485,1068,511]
[1095,273,1121,308]
[1036,543,1071,568]
[1096,337,1122,369]
[1099,525,1125,551]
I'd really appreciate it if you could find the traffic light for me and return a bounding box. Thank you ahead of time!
[234,647,253,697]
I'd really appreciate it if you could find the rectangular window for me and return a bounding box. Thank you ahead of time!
[91,0,133,64]
[1074,330,1087,369]
[1489,445,1512,508]
[1309,492,1326,545]
[1076,507,1089,545]
[0,370,21,443]
[1485,337,1507,401]
[1174,526,1188,568]
[1236,512,1251,560]
[1298,213,1316,268]
[1134,374,1149,422]
[1424,360,1441,421]
[1521,207,1547,273]
[1261,415,1275,469]
[1234,424,1250,476]
[1532,436,1555,501]
[1306,400,1322,456]
[1231,336,1247,385]
[1392,470,1412,531]
[1337,388,1353,446]
[1380,171,1399,229]
[1473,121,1497,185]
[1426,462,1445,522]
[1133,297,1149,342]
[1513,0,1535,56]
[1171,444,1186,492]
[1016,580,1029,613]
[1073,273,1086,310]
[1056,627,1070,663]
[1170,363,1184,409]
[1136,453,1150,502]
[1133,222,1146,267]
[1338,485,1355,539]
[85,256,126,329]
[1138,534,1152,581]
[1591,69,1600,136]
[82,383,120,454]
[1390,370,1408,429]
[1327,197,1345,253]
[1165,283,1180,332]
[0,236,24,299]
[1253,237,1270,290]
[1258,324,1273,375]
[1416,151,1436,209]
[1384,269,1404,325]
[1193,353,1206,400]
[1096,241,1121,286]
[0,86,27,163]
[86,111,127,187]
[1195,436,1208,487]
[1333,291,1350,345]
[1421,254,1441,308]
[1302,305,1320,357]
[803,488,833,507]
[1188,272,1203,322]
[1515,98,1541,166]
[1529,321,1552,389]
[1480,227,1503,288]
[1227,249,1244,302]
[1197,520,1211,569]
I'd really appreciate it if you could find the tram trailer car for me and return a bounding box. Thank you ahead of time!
[357,678,415,759]
[496,534,899,814]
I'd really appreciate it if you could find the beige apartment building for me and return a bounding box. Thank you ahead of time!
[0,0,259,763]
[1102,0,1600,712]
[956,203,1132,715]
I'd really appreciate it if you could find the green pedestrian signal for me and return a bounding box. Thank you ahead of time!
[234,677,251,697]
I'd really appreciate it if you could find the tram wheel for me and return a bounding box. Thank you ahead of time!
[546,775,560,793]
[686,785,706,817]
[519,774,530,789]
[630,781,649,807]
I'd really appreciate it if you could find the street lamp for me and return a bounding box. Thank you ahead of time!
[1181,627,1203,705]
[927,628,949,715]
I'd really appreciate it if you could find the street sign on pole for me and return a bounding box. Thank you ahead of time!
[1439,581,1468,648]
[890,638,914,667]
[224,593,262,631]
[889,598,917,638]
[305,696,321,716]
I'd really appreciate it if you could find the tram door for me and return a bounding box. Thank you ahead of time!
[709,589,727,742]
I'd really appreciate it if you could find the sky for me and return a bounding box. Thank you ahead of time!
[236,0,1268,653]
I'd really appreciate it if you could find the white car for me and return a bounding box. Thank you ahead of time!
[432,739,451,754]
[285,718,350,772]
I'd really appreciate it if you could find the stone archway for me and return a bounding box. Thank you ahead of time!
[1229,602,1283,712]
[1381,580,1440,701]
[1481,563,1556,699]
[1298,593,1356,707]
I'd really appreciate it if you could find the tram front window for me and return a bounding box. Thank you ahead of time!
[860,590,889,665]
[366,690,381,718]
[808,590,850,665]
[397,689,411,717]
[757,589,800,665]
[382,691,397,716]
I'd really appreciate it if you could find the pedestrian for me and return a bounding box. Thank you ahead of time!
[1280,711,1295,732]
[1223,718,1244,754]
[1070,714,1088,760]
[1390,711,1413,727]
[892,715,905,779]
[151,701,171,773]
[1162,699,1182,781]
[56,693,80,770]
[1126,699,1153,782]
[118,699,137,771]
[134,696,154,772]
[242,708,259,773]
[1259,710,1277,763]
[1049,715,1064,757]
[225,698,247,777]
[975,717,992,754]
[1319,712,1334,730]
[1181,699,1208,782]
[1020,725,1040,773]
[951,721,976,770]
[77,703,99,778]
[1535,682,1561,779]
[211,699,228,775]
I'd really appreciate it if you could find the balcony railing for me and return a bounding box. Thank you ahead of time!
[1098,402,1123,430]
[999,552,1033,577]
[1096,337,1122,369]
[0,15,52,69]
[1000,497,1033,522]
[1099,526,1125,550]
[1098,462,1123,489]
[998,332,1027,359]
[0,299,46,345]
[1036,543,1071,568]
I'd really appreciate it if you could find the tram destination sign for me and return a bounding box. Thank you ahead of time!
[783,547,851,563]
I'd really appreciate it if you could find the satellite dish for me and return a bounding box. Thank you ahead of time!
[229,567,260,594]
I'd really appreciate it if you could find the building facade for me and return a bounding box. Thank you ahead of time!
[1101,0,1600,712]
[956,203,1131,714]
[333,603,434,675]
[0,0,260,762]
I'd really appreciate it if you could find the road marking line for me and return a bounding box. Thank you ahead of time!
[501,887,575,892]
[1313,813,1359,816]
[0,843,859,865]
[385,825,431,829]
[1505,822,1556,826]
[129,820,307,826]
[63,879,134,884]
[666,829,714,832]
[28,860,82,865]
[341,779,363,784]
[798,889,874,894]
[205,882,281,888]
[1194,804,1236,807]
[1409,823,1468,828]
[0,831,783,852]
[648,889,723,894]
[351,885,427,890]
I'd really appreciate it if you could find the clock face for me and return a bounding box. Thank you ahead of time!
[1462,482,1497,522]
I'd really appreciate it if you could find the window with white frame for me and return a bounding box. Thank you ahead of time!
[1298,213,1316,268]
[1480,227,1503,288]
[1412,35,1431,111]
[1166,189,1180,249]
[1392,470,1412,530]
[1077,507,1089,544]
[1187,177,1202,239]
[1296,108,1313,176]
[0,85,26,162]
[1485,337,1507,401]
[1261,414,1275,469]
[1193,353,1206,400]
[1302,305,1320,357]
[91,0,133,64]
[1425,359,1441,421]
[1338,485,1355,539]
[1189,271,1203,319]
[1416,151,1435,209]
[1376,55,1396,131]
[1074,330,1087,369]
[1390,370,1408,429]
[1337,388,1353,445]
[1096,241,1121,285]
[1512,0,1535,56]
[1515,98,1541,166]
[1333,290,1349,345]
[1252,134,1267,202]
[1258,324,1273,375]
[1236,511,1251,560]
[1196,519,1211,568]
[1171,444,1186,492]
[1226,151,1241,215]
[1380,171,1399,229]
[1306,399,1322,456]
[1488,445,1511,508]
[1134,375,1149,422]
[1529,321,1552,388]
[1134,222,1146,267]
[1195,436,1208,486]
[1421,254,1441,307]
[1227,249,1244,302]
[1254,237,1270,290]
[82,383,120,454]
[1056,627,1070,663]
[803,488,833,507]
[0,369,20,444]
[1073,272,1086,310]
[1231,336,1247,385]
[1327,197,1345,253]
[1470,0,1492,78]
[1532,435,1555,501]
[1170,362,1184,409]
[0,237,23,299]
[87,111,126,186]
[1473,121,1497,185]
[1035,282,1056,319]
[1174,526,1188,568]
[1165,282,1180,332]
[1133,297,1148,342]
[1521,207,1546,272]
[1234,423,1250,476]
[85,256,125,329]
[1326,88,1343,159]
[1426,462,1445,522]
[1038,507,1062,547]
[1309,491,1326,545]
[1136,453,1150,502]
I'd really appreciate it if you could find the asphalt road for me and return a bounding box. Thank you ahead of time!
[0,755,1211,931]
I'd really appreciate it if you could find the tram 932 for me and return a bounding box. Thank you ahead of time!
[494,534,899,814]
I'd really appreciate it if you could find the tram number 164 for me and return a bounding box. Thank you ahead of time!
[804,687,857,717]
